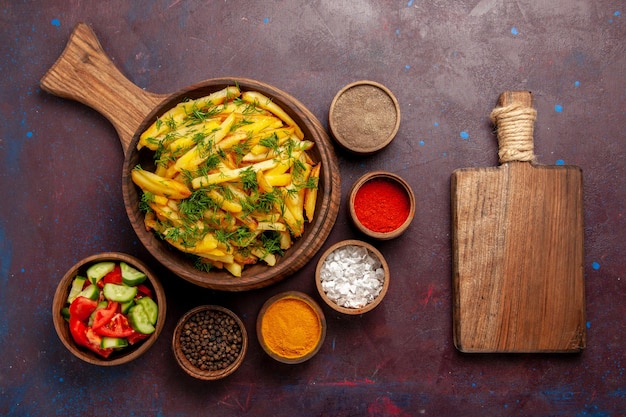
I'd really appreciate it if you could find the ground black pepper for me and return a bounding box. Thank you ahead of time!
[179,309,243,372]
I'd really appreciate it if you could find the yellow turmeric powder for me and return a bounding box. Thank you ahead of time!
[260,297,321,359]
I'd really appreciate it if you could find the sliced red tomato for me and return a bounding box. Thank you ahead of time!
[69,296,98,321]
[94,312,134,338]
[85,328,113,358]
[136,284,153,298]
[91,301,119,331]
[69,317,113,358]
[69,317,90,347]
[103,265,123,285]
[97,265,123,289]
[127,331,150,345]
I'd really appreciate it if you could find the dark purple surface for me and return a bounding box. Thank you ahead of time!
[1,1,624,416]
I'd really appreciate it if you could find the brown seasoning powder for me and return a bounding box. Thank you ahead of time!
[331,84,397,150]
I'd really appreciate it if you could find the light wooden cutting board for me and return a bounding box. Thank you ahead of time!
[451,91,585,353]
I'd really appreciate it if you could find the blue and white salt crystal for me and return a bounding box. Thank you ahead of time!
[320,245,385,308]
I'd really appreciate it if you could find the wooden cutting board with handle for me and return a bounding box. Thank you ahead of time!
[451,91,585,353]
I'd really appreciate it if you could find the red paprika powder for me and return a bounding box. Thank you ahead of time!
[353,178,411,233]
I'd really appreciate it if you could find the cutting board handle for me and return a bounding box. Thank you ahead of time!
[40,22,169,156]
[490,91,537,164]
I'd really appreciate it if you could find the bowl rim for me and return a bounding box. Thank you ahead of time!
[172,304,248,380]
[315,239,390,315]
[122,77,341,291]
[52,252,167,366]
[348,171,415,240]
[328,80,401,155]
[256,291,326,364]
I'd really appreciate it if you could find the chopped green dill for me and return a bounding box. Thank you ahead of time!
[233,97,259,115]
[155,151,177,169]
[254,189,280,213]
[145,136,160,147]
[286,187,299,198]
[211,147,227,161]
[179,190,218,222]
[234,226,255,246]
[261,232,284,256]
[139,192,154,213]
[164,227,183,243]
[291,158,307,187]
[238,195,257,216]
[230,138,252,162]
[231,118,254,131]
[259,133,280,152]
[303,175,319,190]
[197,137,215,159]
[214,226,255,249]
[165,115,177,130]
[239,167,257,191]
[192,131,207,144]
[193,256,213,272]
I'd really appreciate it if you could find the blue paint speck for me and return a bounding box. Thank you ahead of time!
[592,262,600,270]
[51,18,60,27]
[555,159,565,165]
[574,81,580,87]
[395,29,400,36]
[26,131,33,138]
[405,64,411,70]
[511,27,519,35]
[263,17,269,24]
[407,0,414,6]
[460,131,469,140]
[434,122,439,127]
[555,104,563,113]
[586,321,591,329]
[614,11,621,16]
[419,140,425,146]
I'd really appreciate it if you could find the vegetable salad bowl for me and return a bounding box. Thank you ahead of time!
[52,252,166,366]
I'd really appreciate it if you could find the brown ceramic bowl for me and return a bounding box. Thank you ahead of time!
[122,79,342,292]
[256,291,326,364]
[40,23,341,292]
[172,305,248,380]
[348,171,415,240]
[52,252,166,366]
[315,240,390,315]
[329,80,401,155]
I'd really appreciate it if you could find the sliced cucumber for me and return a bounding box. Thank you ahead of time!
[101,336,128,349]
[76,284,99,300]
[128,304,156,334]
[67,276,87,304]
[61,307,70,321]
[86,261,116,285]
[136,297,158,325]
[121,300,135,314]
[102,283,137,303]
[120,262,147,286]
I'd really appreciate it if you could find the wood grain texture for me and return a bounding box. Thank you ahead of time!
[41,23,342,291]
[40,22,168,155]
[451,92,585,353]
